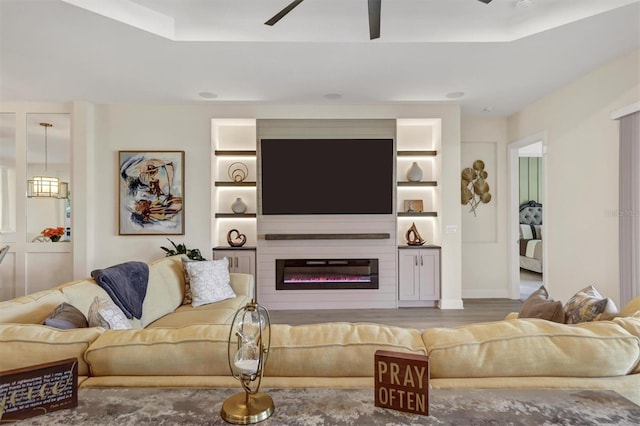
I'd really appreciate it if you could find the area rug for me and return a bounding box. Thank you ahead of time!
[15,387,640,425]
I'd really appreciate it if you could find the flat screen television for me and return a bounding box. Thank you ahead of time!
[261,138,394,215]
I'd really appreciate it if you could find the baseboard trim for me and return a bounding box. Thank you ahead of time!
[438,298,464,310]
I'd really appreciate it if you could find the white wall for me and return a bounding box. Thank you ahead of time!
[89,104,463,309]
[507,49,640,306]
[92,104,216,268]
[5,46,637,308]
[461,117,510,298]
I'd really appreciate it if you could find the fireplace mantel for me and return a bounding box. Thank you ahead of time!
[264,233,390,240]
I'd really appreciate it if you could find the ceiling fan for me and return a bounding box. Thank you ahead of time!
[265,0,493,40]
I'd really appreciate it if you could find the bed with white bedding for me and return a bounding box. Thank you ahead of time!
[519,200,542,274]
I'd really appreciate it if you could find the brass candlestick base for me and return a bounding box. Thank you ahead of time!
[221,392,274,424]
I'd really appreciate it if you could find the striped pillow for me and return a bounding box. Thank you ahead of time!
[532,224,543,240]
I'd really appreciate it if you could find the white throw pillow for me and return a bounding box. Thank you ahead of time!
[87,296,132,329]
[519,224,534,240]
[186,258,236,307]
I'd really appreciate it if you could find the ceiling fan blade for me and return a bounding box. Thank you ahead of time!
[368,0,381,40]
[265,0,305,26]
[477,0,493,3]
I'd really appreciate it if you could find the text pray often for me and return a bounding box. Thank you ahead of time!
[376,361,427,412]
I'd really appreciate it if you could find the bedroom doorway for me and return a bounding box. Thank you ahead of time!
[508,133,547,300]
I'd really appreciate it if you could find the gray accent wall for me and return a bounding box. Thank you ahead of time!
[519,157,542,206]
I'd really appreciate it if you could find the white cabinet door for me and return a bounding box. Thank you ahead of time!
[398,251,420,301]
[234,251,256,276]
[398,248,440,304]
[213,249,256,276]
[417,249,439,301]
[212,250,234,271]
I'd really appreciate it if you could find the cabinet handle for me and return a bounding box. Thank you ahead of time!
[414,255,418,266]
[235,257,238,268]
[420,255,424,266]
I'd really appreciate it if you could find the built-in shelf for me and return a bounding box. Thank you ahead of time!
[215,213,257,218]
[397,181,438,187]
[398,245,441,249]
[397,212,438,217]
[214,181,257,187]
[214,150,257,156]
[213,246,256,250]
[397,150,437,157]
[264,233,391,241]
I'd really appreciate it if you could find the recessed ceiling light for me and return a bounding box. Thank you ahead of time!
[323,93,342,100]
[446,91,465,99]
[198,91,218,99]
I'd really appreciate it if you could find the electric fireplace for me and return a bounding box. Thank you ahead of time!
[276,259,379,290]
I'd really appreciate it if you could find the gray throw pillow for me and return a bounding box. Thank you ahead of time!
[519,285,564,323]
[44,302,88,329]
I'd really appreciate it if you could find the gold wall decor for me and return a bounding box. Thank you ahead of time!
[405,222,425,246]
[461,160,492,217]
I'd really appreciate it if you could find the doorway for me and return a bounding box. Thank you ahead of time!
[508,133,547,300]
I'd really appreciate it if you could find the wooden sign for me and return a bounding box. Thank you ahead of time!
[0,358,78,422]
[374,350,429,416]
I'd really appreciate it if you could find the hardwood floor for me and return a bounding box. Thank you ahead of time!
[268,298,523,330]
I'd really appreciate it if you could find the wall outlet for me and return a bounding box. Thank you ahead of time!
[445,225,458,234]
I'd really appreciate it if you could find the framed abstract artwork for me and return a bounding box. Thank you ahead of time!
[118,150,185,235]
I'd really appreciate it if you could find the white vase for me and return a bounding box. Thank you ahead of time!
[406,162,423,182]
[231,197,247,214]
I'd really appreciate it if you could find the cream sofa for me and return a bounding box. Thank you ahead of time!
[1,255,640,405]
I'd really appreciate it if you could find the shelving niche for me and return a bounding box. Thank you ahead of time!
[211,119,257,249]
[396,119,442,248]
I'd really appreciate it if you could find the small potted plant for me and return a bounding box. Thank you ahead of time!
[160,238,205,261]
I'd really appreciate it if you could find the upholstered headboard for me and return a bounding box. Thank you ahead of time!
[519,200,542,225]
[519,201,543,241]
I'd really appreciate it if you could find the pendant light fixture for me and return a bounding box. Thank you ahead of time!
[27,122,68,199]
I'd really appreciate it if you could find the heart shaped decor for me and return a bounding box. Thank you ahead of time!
[227,229,247,247]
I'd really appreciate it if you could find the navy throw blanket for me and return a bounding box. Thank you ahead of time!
[91,261,149,319]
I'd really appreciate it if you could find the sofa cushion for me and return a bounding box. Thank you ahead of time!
[44,302,88,329]
[0,324,104,376]
[421,319,640,379]
[564,285,618,323]
[518,286,564,323]
[145,295,251,328]
[84,325,232,376]
[620,296,640,318]
[88,297,132,330]
[265,323,427,377]
[56,279,113,318]
[613,316,640,373]
[185,258,236,307]
[140,256,185,327]
[0,289,66,324]
[228,273,255,298]
[146,308,237,328]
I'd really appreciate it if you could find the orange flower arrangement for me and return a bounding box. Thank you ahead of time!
[42,227,65,242]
